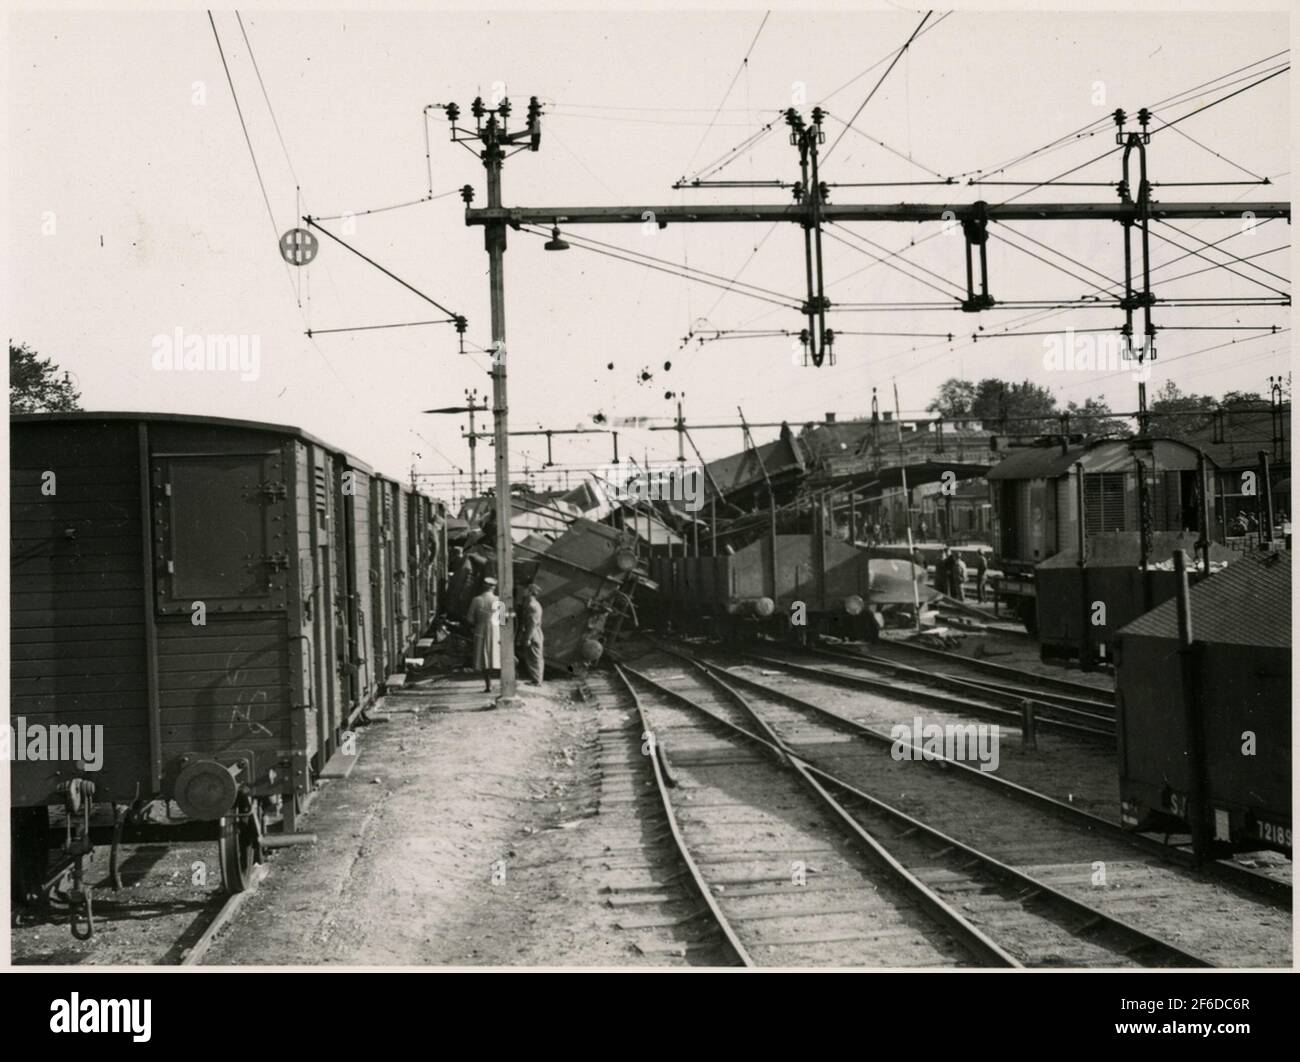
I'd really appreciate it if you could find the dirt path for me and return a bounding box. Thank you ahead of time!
[200,676,663,967]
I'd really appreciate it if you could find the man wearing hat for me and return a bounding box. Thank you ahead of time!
[517,583,545,686]
[466,576,502,693]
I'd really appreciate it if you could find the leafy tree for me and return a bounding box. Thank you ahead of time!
[926,378,976,417]
[1147,380,1213,436]
[1066,396,1132,439]
[971,378,1058,433]
[10,342,81,413]
[1219,390,1269,411]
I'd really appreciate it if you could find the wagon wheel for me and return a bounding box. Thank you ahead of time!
[216,799,263,894]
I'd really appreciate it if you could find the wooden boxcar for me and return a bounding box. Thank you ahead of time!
[987,436,1224,653]
[651,532,876,641]
[1113,550,1290,856]
[10,412,440,909]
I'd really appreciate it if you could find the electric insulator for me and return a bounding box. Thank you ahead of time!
[527,96,542,121]
[445,102,460,123]
[460,184,475,204]
[471,96,485,119]
[499,97,512,118]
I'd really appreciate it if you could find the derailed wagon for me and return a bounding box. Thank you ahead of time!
[514,517,645,669]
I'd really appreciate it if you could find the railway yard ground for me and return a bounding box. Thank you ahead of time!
[14,629,1290,968]
[14,665,685,967]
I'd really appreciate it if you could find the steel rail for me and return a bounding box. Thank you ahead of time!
[806,644,1116,720]
[654,642,1289,908]
[710,643,1115,740]
[629,652,1212,968]
[619,662,1020,967]
[605,664,754,967]
[842,638,1112,701]
[803,766,1211,968]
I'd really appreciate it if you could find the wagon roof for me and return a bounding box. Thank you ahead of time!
[987,437,1213,481]
[703,424,806,501]
[1118,549,1290,648]
[11,409,375,475]
[1169,407,1289,471]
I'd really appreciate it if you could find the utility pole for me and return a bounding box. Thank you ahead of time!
[422,387,487,498]
[435,97,1287,694]
[461,425,619,469]
[894,382,922,633]
[446,95,543,706]
[465,389,483,496]
[463,101,1285,369]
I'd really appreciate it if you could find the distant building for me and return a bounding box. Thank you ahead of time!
[1182,406,1288,530]
[799,414,999,544]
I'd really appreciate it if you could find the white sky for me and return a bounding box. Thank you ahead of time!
[7,5,1292,497]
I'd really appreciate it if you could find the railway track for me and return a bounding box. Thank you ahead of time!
[602,661,1017,967]
[579,669,748,966]
[11,826,266,966]
[810,643,1116,725]
[624,642,1291,966]
[609,648,1237,967]
[697,639,1116,740]
[857,637,1112,702]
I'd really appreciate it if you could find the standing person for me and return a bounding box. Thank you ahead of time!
[974,550,989,603]
[919,519,929,542]
[952,552,968,602]
[467,577,501,693]
[517,583,545,686]
[935,547,951,595]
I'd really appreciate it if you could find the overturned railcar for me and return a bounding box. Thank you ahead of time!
[516,517,644,668]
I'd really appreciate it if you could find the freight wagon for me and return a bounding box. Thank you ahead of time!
[10,412,444,929]
[987,436,1227,661]
[515,517,645,669]
[1114,550,1290,856]
[651,531,879,641]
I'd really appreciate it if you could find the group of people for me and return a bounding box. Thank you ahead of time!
[466,577,545,694]
[930,546,990,603]
[1229,508,1292,536]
